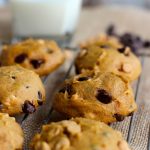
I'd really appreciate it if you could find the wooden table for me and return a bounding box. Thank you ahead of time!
[0,5,150,150]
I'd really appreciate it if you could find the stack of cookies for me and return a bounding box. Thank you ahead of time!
[0,39,65,150]
[35,34,140,150]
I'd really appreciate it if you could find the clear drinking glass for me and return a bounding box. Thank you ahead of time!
[10,0,82,41]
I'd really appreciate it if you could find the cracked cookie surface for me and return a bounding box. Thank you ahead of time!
[0,39,65,76]
[31,117,130,150]
[0,113,23,150]
[0,65,45,115]
[53,71,137,124]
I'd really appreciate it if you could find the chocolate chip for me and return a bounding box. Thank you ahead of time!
[59,87,66,93]
[66,85,74,96]
[15,53,28,63]
[0,102,3,110]
[78,76,90,81]
[59,84,74,96]
[128,112,134,116]
[26,86,29,88]
[37,91,43,105]
[30,59,45,69]
[63,129,71,138]
[11,76,16,79]
[22,100,36,114]
[96,89,112,104]
[75,67,80,74]
[106,24,115,36]
[38,101,43,106]
[107,123,111,126]
[105,25,150,54]
[143,40,150,48]
[120,33,133,46]
[113,114,125,122]
[118,47,126,53]
[135,36,141,42]
[118,47,131,56]
[119,33,143,52]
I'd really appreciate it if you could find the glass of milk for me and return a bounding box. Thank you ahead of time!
[10,0,82,38]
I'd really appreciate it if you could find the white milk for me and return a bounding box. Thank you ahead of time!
[10,0,82,37]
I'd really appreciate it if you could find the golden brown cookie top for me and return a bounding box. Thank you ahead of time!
[0,39,65,76]
[75,45,141,82]
[53,71,137,123]
[0,65,45,115]
[31,117,130,150]
[0,113,23,150]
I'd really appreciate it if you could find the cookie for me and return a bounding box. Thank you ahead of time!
[31,117,130,150]
[0,39,65,76]
[0,113,23,150]
[80,34,122,50]
[75,45,141,81]
[53,71,137,124]
[0,65,45,115]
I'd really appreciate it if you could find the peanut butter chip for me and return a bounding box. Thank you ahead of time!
[38,39,45,44]
[118,47,130,56]
[122,64,132,73]
[54,137,70,150]
[46,126,62,139]
[35,142,50,150]
[124,47,131,56]
[117,141,130,150]
[61,121,81,135]
[98,52,106,59]
[79,49,87,58]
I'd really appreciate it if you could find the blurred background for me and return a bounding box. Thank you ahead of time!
[83,0,150,8]
[1,0,150,7]
[0,0,150,44]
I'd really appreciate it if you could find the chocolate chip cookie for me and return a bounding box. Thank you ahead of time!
[0,39,65,76]
[31,117,131,150]
[53,71,137,124]
[0,113,23,150]
[0,65,45,115]
[75,45,141,81]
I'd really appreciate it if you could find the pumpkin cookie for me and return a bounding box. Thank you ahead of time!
[31,117,130,150]
[75,45,141,81]
[0,113,23,150]
[53,71,137,124]
[0,65,45,115]
[0,39,65,76]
